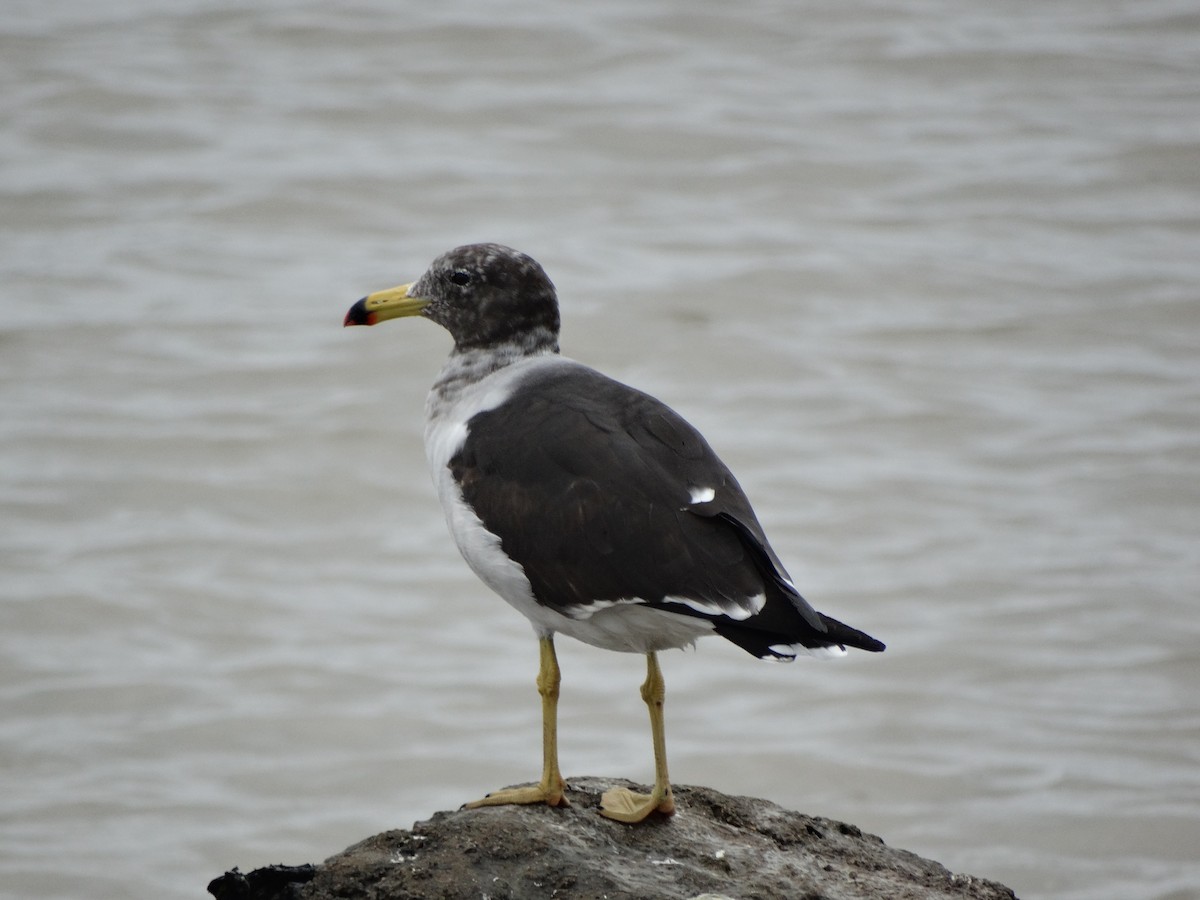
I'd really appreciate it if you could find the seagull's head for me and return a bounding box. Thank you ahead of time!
[345,243,560,354]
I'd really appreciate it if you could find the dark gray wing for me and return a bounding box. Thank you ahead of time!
[449,364,883,657]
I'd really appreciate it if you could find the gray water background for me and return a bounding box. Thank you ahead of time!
[2,1,1198,897]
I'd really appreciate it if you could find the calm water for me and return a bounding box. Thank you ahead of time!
[2,2,1198,898]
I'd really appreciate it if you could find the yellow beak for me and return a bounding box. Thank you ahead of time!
[344,282,428,326]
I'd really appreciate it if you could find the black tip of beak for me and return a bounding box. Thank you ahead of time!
[344,297,372,327]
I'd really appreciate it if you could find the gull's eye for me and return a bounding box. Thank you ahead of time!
[449,270,471,286]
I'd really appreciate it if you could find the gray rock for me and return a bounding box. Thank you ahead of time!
[208,777,1018,900]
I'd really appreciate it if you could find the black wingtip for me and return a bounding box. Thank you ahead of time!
[819,613,885,652]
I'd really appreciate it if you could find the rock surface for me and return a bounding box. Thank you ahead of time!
[208,777,1018,900]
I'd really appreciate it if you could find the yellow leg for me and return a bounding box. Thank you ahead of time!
[465,635,569,809]
[600,652,676,823]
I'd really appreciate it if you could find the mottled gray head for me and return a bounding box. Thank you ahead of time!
[345,243,560,354]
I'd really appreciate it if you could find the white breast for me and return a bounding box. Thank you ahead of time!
[423,354,585,640]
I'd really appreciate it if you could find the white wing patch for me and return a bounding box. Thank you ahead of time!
[561,596,646,620]
[664,593,765,621]
[688,485,717,504]
[768,642,848,661]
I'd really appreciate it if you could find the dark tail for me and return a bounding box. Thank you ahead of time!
[706,510,885,659]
